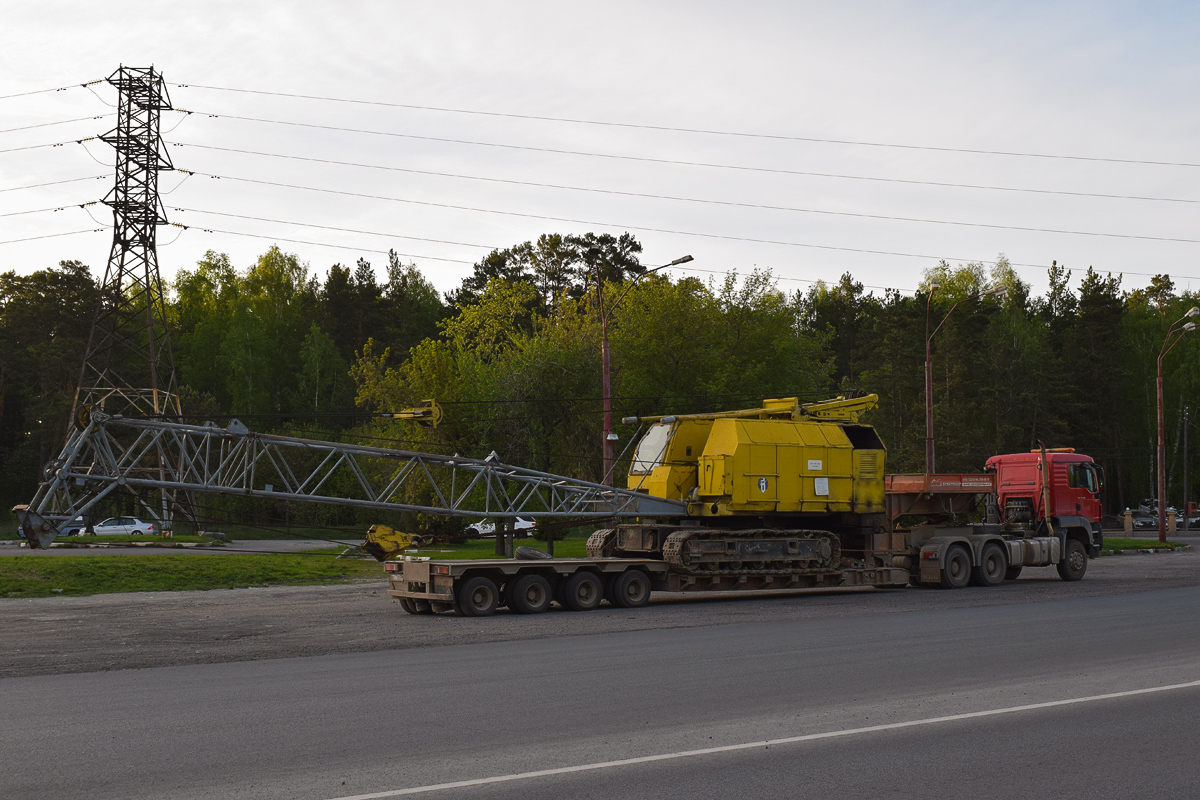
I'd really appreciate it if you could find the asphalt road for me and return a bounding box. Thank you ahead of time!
[3,575,1199,799]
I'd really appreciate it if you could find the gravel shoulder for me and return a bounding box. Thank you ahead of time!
[2,545,1198,679]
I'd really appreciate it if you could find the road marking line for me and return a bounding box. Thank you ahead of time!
[330,678,1200,799]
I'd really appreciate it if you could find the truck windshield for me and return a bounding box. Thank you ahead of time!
[629,424,672,475]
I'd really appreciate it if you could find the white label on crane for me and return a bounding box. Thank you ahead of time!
[814,477,829,496]
[758,477,768,493]
[808,459,823,471]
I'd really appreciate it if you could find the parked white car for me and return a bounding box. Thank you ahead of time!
[463,517,537,539]
[93,517,158,536]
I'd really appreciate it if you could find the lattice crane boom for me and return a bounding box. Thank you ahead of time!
[14,413,685,549]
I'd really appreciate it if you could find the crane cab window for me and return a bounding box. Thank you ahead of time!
[629,424,672,475]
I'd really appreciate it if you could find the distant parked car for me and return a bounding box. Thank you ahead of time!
[93,517,158,536]
[1132,514,1157,530]
[463,517,537,540]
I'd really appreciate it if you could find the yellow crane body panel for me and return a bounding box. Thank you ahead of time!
[626,396,885,519]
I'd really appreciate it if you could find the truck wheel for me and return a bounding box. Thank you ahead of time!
[970,542,1007,587]
[939,545,971,589]
[400,598,433,614]
[1004,566,1023,581]
[1057,538,1088,582]
[608,570,651,608]
[508,574,552,613]
[563,571,603,611]
[456,576,500,617]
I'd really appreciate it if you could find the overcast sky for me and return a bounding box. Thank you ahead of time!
[3,1,1199,300]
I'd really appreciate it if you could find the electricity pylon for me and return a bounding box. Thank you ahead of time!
[25,66,189,535]
[73,65,180,421]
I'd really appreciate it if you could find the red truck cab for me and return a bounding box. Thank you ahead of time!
[985,450,1103,556]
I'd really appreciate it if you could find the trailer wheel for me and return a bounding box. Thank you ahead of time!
[563,571,603,611]
[1057,538,1088,582]
[400,598,433,614]
[939,545,971,589]
[509,574,553,613]
[1004,566,1023,581]
[456,576,500,617]
[971,542,1007,587]
[609,569,651,608]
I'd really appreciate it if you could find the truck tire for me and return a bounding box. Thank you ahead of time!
[1004,566,1023,581]
[515,546,553,560]
[400,598,433,615]
[608,570,651,608]
[970,542,1007,587]
[1057,538,1088,582]
[508,574,553,614]
[456,576,500,617]
[563,571,603,611]
[939,545,971,589]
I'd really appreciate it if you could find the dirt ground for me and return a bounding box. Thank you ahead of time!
[2,546,1197,678]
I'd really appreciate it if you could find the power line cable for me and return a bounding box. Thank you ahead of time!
[0,200,99,218]
[0,137,94,154]
[166,200,920,292]
[171,143,1200,244]
[167,205,495,249]
[0,79,103,102]
[77,139,112,166]
[173,110,1200,206]
[0,228,104,246]
[174,170,1200,280]
[0,115,111,135]
[170,82,1200,169]
[0,175,107,193]
[165,219,475,264]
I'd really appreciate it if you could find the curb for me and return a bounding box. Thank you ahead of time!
[47,542,221,549]
[1100,544,1192,556]
[2,541,223,550]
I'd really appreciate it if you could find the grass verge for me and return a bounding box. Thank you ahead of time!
[1100,537,1189,555]
[0,549,383,598]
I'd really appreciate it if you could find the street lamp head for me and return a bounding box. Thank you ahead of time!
[668,255,694,267]
[929,281,940,291]
[1187,306,1200,318]
[1184,322,1197,333]
[991,285,1007,297]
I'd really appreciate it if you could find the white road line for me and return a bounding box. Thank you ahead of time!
[329,678,1200,800]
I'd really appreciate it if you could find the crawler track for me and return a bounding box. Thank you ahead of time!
[661,528,841,576]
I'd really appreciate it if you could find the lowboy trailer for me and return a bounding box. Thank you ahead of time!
[385,554,908,616]
[386,433,1104,616]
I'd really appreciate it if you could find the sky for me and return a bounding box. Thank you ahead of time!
[2,0,1199,300]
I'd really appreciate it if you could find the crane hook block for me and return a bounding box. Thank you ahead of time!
[389,399,442,428]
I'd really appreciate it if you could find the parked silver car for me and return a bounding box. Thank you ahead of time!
[93,517,158,535]
[463,517,537,539]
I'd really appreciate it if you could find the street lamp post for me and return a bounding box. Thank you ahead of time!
[1156,307,1198,543]
[590,252,694,486]
[924,283,1006,474]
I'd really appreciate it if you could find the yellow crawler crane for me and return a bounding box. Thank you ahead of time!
[361,524,426,562]
[587,394,893,590]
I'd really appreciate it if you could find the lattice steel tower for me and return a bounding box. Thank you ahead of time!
[73,65,180,420]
